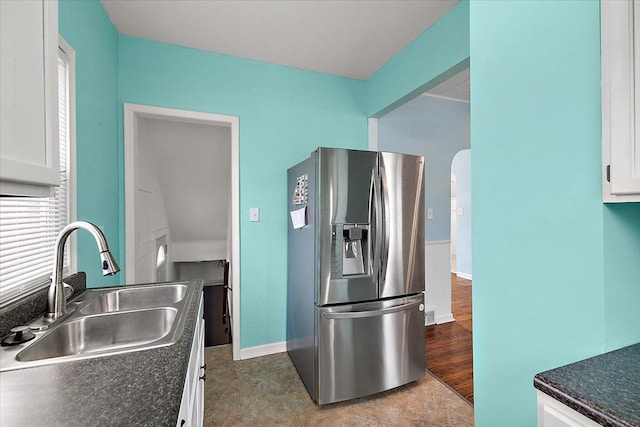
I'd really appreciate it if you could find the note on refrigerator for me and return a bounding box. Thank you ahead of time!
[290,206,307,229]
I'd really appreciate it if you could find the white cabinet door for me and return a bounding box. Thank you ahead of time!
[177,294,205,427]
[537,391,602,427]
[602,0,640,202]
[191,319,205,426]
[0,0,59,197]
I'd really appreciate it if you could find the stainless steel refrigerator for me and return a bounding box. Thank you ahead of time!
[287,147,426,405]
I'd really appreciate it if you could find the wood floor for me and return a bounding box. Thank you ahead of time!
[426,274,474,403]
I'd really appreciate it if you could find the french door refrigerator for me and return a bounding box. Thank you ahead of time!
[287,147,425,405]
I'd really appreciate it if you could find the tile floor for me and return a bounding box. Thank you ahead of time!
[203,345,474,426]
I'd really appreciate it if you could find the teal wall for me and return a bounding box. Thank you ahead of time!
[378,95,470,241]
[470,1,605,425]
[603,203,640,351]
[118,36,367,348]
[58,0,121,288]
[365,0,469,117]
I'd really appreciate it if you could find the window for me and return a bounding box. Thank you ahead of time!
[0,39,76,306]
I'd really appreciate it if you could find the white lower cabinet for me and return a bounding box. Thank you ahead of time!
[537,391,601,427]
[177,294,205,427]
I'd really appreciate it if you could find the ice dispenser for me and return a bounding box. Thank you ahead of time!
[332,224,369,276]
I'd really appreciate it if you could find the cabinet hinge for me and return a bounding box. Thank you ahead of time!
[606,164,611,182]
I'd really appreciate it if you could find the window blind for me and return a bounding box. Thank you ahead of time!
[0,48,71,306]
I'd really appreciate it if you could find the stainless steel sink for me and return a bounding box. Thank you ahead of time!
[81,284,187,314]
[0,281,200,372]
[16,308,177,362]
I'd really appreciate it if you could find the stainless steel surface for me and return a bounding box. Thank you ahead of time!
[286,154,318,401]
[287,148,426,405]
[47,221,120,321]
[0,281,198,372]
[81,284,187,314]
[317,294,425,405]
[0,280,203,427]
[371,164,383,287]
[317,148,378,305]
[17,308,177,362]
[379,152,425,299]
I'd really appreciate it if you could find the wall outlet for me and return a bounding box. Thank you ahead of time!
[427,208,433,220]
[249,208,260,222]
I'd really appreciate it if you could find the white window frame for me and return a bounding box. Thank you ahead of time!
[0,37,76,307]
[59,36,77,273]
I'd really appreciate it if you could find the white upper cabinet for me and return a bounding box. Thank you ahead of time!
[0,0,59,197]
[602,0,640,202]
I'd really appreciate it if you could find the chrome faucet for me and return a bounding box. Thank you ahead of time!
[45,221,120,320]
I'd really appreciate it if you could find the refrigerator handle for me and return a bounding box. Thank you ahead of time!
[379,166,389,282]
[322,299,423,319]
[371,168,383,281]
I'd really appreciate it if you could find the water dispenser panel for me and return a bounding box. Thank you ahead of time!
[330,224,369,277]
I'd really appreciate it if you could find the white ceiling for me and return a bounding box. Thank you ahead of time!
[101,0,459,80]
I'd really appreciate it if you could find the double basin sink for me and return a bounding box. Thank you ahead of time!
[0,282,199,372]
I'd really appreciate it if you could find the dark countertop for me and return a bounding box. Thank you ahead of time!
[0,272,87,337]
[0,280,203,427]
[534,343,640,427]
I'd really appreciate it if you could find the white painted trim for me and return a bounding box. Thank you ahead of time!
[421,93,470,104]
[229,115,240,362]
[239,341,287,360]
[436,313,455,324]
[425,240,451,246]
[456,272,472,281]
[123,103,241,361]
[152,226,169,240]
[59,36,77,273]
[124,104,136,284]
[424,240,453,327]
[368,118,378,151]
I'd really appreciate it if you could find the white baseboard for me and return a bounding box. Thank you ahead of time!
[456,272,472,280]
[436,313,455,324]
[239,341,286,360]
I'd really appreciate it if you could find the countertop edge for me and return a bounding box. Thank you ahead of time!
[534,376,632,427]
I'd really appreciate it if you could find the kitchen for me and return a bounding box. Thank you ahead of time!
[1,1,640,426]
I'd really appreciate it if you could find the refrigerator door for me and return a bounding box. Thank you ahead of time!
[316,293,425,405]
[378,152,425,299]
[317,148,378,305]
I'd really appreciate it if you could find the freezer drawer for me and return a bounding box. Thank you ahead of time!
[316,294,425,405]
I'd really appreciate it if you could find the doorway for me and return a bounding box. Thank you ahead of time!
[124,103,241,360]
[371,66,473,402]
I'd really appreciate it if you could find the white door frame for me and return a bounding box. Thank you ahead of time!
[124,103,241,360]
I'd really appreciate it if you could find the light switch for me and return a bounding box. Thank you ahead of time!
[457,208,464,216]
[250,208,260,222]
[427,208,433,220]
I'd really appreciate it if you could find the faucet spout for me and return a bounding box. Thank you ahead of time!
[46,221,120,320]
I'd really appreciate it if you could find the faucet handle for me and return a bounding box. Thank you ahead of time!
[63,282,74,300]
